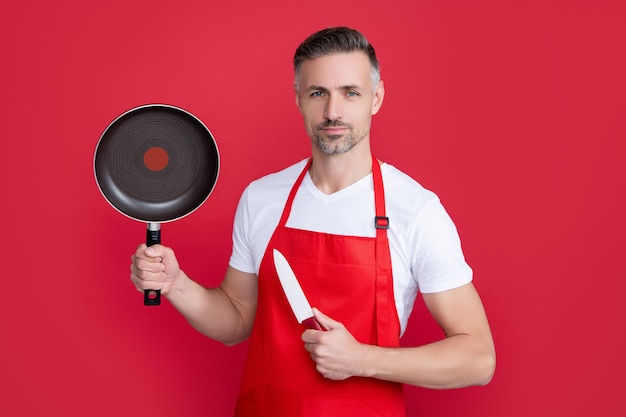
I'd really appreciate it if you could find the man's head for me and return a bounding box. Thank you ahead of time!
[293,27,381,93]
[293,27,384,156]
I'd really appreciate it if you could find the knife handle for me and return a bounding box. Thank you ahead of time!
[303,317,323,331]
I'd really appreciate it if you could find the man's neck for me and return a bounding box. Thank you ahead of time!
[308,144,373,195]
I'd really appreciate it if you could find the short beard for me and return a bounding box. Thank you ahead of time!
[312,120,358,155]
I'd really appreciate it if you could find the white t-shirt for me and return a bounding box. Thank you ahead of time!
[229,159,472,334]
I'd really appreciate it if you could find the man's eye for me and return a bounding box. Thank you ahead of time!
[346,91,359,97]
[310,91,324,97]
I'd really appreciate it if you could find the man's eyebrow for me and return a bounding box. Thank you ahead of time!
[306,85,329,93]
[306,85,363,92]
[338,84,362,91]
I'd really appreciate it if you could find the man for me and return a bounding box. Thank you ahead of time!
[131,27,495,416]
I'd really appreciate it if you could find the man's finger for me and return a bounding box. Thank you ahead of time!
[312,307,343,330]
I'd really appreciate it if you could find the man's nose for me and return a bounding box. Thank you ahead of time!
[323,94,341,120]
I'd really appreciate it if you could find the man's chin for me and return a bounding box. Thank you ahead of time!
[315,141,354,155]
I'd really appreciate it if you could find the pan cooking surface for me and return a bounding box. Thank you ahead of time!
[94,105,219,222]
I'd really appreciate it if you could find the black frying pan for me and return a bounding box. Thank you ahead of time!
[94,104,219,305]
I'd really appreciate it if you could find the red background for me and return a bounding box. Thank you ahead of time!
[1,1,624,416]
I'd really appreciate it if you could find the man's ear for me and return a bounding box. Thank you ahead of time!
[371,80,385,116]
[294,84,303,115]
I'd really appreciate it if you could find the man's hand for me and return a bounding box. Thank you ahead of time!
[130,244,184,295]
[301,308,374,380]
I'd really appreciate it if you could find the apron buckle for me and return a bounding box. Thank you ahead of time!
[374,216,390,229]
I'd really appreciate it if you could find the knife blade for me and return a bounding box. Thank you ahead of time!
[272,249,322,330]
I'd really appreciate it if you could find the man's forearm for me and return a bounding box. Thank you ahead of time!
[360,334,496,389]
[165,271,254,346]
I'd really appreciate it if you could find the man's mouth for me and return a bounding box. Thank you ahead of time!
[317,121,350,136]
[322,126,347,133]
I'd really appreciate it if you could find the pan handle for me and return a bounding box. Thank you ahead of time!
[144,223,162,306]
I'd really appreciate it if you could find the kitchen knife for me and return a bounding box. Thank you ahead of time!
[273,249,323,330]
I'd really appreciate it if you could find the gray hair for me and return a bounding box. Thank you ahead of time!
[293,27,381,92]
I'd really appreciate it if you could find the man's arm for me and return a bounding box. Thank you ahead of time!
[131,244,258,346]
[302,282,495,388]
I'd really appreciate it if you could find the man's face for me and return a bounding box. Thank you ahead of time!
[295,52,384,155]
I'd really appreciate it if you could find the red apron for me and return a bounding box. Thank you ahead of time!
[234,157,405,417]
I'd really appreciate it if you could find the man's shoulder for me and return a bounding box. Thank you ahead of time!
[381,163,438,203]
[239,159,308,209]
[247,159,308,191]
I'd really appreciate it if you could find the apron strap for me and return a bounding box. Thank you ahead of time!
[371,155,399,347]
[277,159,312,228]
